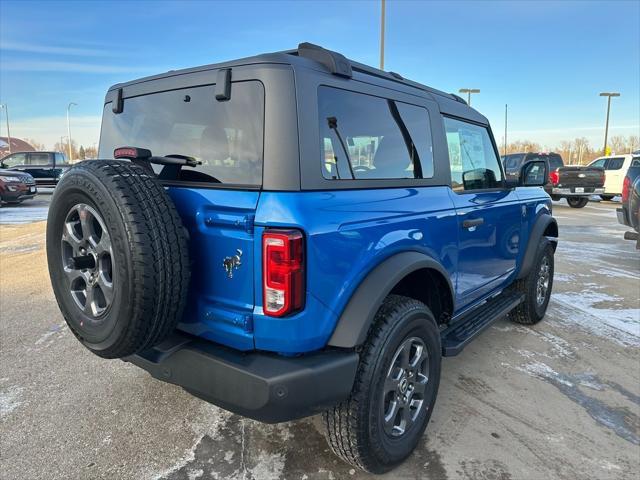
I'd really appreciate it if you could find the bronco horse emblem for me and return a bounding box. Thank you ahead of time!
[223,249,243,278]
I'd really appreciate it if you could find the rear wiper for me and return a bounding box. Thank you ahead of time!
[114,147,202,180]
[327,117,356,180]
[114,147,201,167]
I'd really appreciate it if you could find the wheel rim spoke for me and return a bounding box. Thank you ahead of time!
[61,203,115,320]
[97,274,114,305]
[382,335,430,438]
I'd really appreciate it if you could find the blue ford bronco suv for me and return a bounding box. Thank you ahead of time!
[46,43,557,473]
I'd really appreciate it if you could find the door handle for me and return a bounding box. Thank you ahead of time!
[463,218,484,229]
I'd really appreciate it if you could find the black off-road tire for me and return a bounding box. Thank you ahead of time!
[567,197,589,208]
[550,195,562,202]
[46,160,190,359]
[510,240,554,325]
[322,295,441,473]
[600,195,615,201]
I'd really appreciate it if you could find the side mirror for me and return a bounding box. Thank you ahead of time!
[520,160,547,187]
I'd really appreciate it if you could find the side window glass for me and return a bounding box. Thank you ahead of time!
[606,158,624,170]
[444,117,503,191]
[631,157,640,167]
[2,153,27,167]
[55,153,68,165]
[590,159,606,168]
[318,86,434,180]
[29,153,50,165]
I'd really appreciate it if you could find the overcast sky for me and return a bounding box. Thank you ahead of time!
[1,0,638,150]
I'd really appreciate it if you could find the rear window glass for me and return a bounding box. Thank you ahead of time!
[527,153,563,170]
[318,86,434,180]
[99,81,264,186]
[55,153,68,165]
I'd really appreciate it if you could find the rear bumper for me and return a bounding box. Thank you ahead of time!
[126,332,358,423]
[552,187,604,196]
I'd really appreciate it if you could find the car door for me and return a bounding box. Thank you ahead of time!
[27,152,54,185]
[603,157,626,195]
[444,117,523,309]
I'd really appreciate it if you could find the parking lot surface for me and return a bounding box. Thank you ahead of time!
[1,197,638,480]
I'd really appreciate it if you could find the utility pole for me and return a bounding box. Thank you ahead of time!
[67,102,77,162]
[459,88,480,106]
[379,0,386,70]
[0,104,12,154]
[599,92,620,155]
[504,104,508,156]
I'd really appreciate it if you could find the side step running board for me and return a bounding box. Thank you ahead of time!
[441,291,524,357]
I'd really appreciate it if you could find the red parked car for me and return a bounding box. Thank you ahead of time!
[0,168,37,205]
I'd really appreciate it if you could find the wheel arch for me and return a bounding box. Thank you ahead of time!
[516,213,558,280]
[327,252,454,348]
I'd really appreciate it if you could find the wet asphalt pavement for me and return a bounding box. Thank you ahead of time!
[0,196,638,480]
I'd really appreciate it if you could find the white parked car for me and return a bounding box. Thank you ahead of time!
[589,154,640,200]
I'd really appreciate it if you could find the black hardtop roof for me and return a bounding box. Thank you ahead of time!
[107,43,466,106]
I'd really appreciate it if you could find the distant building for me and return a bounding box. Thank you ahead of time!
[0,137,35,158]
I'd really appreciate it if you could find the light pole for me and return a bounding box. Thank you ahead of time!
[504,104,508,156]
[599,92,620,155]
[379,0,386,70]
[0,104,12,154]
[67,102,77,162]
[459,88,480,106]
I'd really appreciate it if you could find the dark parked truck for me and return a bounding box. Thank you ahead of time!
[502,152,605,208]
[0,151,70,186]
[45,43,558,473]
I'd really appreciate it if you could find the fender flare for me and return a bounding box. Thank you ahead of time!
[327,252,454,348]
[516,213,558,280]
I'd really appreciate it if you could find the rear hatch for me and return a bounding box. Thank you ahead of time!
[98,80,265,350]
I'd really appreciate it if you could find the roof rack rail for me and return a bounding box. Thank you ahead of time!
[450,93,468,105]
[297,42,352,78]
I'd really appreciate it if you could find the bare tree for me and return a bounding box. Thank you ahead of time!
[24,138,46,151]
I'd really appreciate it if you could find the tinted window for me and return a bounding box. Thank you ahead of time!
[631,157,640,167]
[1,153,27,167]
[590,158,606,168]
[503,154,524,171]
[444,117,503,191]
[318,86,434,180]
[606,157,625,170]
[547,154,564,170]
[99,81,264,185]
[29,153,50,165]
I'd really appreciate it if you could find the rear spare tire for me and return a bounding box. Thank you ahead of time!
[46,160,190,359]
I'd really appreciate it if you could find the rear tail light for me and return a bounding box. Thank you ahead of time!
[263,229,305,317]
[622,176,631,203]
[549,170,560,185]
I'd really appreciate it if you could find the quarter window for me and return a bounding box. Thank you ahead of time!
[318,86,434,180]
[444,117,503,191]
[606,157,624,170]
